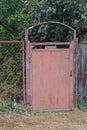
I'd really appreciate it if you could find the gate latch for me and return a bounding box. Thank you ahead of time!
[70,71,72,77]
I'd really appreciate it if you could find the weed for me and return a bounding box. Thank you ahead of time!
[0,98,38,115]
[78,93,87,111]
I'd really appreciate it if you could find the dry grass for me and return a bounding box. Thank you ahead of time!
[0,109,87,130]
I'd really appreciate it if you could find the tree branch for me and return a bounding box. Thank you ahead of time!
[0,20,18,36]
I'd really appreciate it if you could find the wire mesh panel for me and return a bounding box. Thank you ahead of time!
[0,41,25,103]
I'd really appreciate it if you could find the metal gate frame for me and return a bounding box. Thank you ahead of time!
[0,40,25,104]
[25,21,76,110]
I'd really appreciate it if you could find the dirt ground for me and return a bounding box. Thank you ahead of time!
[0,109,87,130]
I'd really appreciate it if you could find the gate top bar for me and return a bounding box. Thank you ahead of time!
[27,21,76,41]
[0,40,23,43]
[31,42,70,45]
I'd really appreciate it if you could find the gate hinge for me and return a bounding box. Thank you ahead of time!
[29,95,32,106]
[29,53,32,63]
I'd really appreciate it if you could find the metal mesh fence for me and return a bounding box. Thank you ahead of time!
[0,41,24,103]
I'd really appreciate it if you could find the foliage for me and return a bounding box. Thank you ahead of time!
[78,93,87,111]
[0,43,22,101]
[0,98,16,112]
[0,0,33,39]
[0,0,87,40]
[0,98,37,115]
[29,0,87,41]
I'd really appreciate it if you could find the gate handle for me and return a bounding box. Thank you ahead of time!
[70,71,72,77]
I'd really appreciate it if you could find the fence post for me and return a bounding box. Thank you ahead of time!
[75,38,79,108]
[25,29,30,106]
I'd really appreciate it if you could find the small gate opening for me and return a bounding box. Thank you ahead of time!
[32,44,69,49]
[56,44,69,49]
[32,45,45,49]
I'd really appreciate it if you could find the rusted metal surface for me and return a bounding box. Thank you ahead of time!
[69,40,75,109]
[0,40,25,104]
[22,41,26,105]
[30,42,70,45]
[25,21,76,110]
[28,42,75,110]
[25,29,30,105]
[0,40,23,43]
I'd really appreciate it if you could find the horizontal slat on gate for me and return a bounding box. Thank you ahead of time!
[32,49,69,52]
[31,42,70,45]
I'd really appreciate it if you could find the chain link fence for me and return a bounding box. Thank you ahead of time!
[0,41,25,103]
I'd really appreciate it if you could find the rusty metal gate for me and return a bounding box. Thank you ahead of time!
[25,21,76,111]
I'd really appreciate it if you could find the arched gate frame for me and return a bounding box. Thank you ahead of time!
[25,21,76,111]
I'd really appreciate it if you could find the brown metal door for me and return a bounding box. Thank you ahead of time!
[29,41,74,110]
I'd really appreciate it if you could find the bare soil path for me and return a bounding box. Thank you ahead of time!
[0,109,87,130]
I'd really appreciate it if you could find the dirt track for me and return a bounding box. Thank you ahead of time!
[0,109,87,130]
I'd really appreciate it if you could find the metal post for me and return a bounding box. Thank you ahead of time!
[22,41,26,105]
[25,29,30,105]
